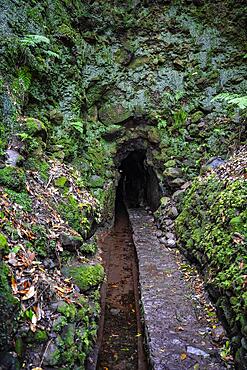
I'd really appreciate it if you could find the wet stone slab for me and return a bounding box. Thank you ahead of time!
[128,209,226,370]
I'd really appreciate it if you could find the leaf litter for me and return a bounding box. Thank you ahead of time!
[0,158,103,368]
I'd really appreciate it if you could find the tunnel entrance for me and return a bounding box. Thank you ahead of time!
[118,150,161,211]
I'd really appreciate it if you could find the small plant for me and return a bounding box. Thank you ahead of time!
[157,117,167,130]
[173,108,187,128]
[17,132,32,141]
[212,93,247,110]
[20,34,50,47]
[70,120,85,135]
[220,340,232,361]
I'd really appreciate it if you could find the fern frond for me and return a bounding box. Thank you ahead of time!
[20,34,50,47]
[212,93,247,110]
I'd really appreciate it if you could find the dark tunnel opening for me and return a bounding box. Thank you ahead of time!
[117,150,161,211]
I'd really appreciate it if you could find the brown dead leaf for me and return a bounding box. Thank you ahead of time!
[180,353,187,360]
[21,285,35,300]
[239,261,244,270]
[11,276,18,294]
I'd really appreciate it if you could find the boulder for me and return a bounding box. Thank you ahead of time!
[62,264,104,291]
[21,117,47,141]
[167,206,178,219]
[166,239,176,248]
[98,102,132,125]
[49,109,64,125]
[59,233,83,251]
[163,167,183,179]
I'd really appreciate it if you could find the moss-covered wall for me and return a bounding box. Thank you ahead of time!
[176,166,247,368]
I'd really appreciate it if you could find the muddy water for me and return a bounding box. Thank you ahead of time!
[97,199,147,370]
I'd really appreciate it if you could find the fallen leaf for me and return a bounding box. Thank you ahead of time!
[180,353,187,360]
[22,285,35,300]
[11,276,18,294]
[32,313,37,325]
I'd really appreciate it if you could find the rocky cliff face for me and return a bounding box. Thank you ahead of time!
[0,0,246,368]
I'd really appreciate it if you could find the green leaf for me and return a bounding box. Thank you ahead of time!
[212,93,247,110]
[20,34,50,47]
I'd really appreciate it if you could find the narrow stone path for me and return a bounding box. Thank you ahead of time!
[128,209,227,370]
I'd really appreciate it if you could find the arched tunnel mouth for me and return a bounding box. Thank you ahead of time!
[117,149,161,212]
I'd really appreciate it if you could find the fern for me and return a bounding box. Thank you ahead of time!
[212,93,247,110]
[70,120,85,135]
[20,34,50,47]
[44,50,60,59]
[18,67,31,91]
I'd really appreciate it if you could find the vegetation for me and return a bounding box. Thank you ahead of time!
[63,264,104,292]
[176,175,247,367]
[0,167,26,191]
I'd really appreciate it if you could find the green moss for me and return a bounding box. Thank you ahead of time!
[176,175,247,358]
[15,337,24,357]
[46,346,61,366]
[80,242,97,255]
[23,117,47,139]
[34,329,48,342]
[0,233,8,254]
[0,262,20,350]
[5,189,32,212]
[190,111,204,123]
[54,176,69,188]
[62,264,104,292]
[25,158,49,181]
[53,315,68,332]
[0,166,26,191]
[58,195,91,236]
[57,302,77,321]
[64,323,75,347]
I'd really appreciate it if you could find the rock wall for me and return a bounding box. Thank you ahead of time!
[176,150,247,369]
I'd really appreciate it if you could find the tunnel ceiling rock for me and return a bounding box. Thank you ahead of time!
[98,101,133,125]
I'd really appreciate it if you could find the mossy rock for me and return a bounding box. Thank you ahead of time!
[88,175,104,188]
[98,102,132,125]
[128,56,150,69]
[22,117,47,141]
[190,111,204,123]
[60,233,83,251]
[0,166,26,191]
[163,167,183,178]
[43,342,61,366]
[49,109,64,125]
[0,262,20,351]
[176,175,247,362]
[62,264,104,292]
[147,127,160,143]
